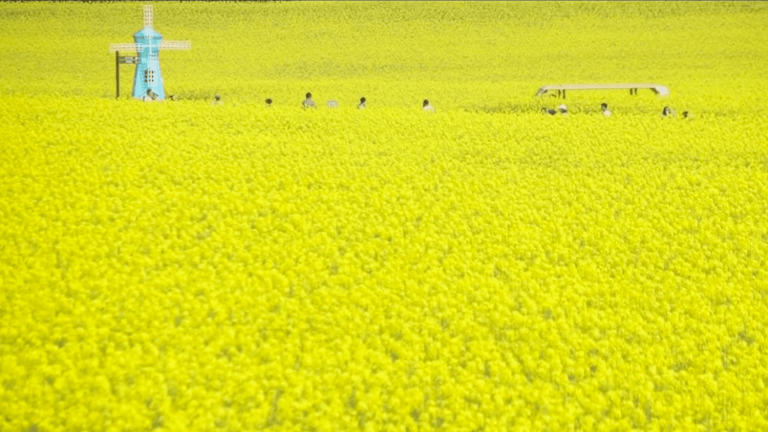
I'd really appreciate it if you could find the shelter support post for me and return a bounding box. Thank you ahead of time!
[115,51,120,99]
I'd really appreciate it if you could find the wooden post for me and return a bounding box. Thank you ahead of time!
[115,51,120,99]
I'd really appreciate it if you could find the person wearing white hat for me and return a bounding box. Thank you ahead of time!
[558,104,568,115]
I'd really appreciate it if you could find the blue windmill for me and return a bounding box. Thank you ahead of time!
[109,5,191,100]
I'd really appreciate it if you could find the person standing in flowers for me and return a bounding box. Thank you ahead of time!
[662,106,674,117]
[302,93,316,109]
[211,94,223,105]
[265,98,273,107]
[601,102,611,116]
[558,104,568,115]
[423,99,435,112]
[358,97,366,109]
[143,89,158,102]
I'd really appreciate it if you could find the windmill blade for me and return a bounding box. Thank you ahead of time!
[109,43,140,53]
[158,40,192,50]
[144,4,153,28]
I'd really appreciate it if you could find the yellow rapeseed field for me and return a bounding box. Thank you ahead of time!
[1,2,767,431]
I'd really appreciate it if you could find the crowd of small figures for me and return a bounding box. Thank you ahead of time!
[149,91,691,118]
[541,103,690,118]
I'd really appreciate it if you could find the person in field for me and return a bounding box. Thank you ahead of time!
[358,97,366,109]
[423,99,435,112]
[601,102,611,116]
[212,94,223,105]
[682,111,689,119]
[266,98,273,107]
[662,106,673,117]
[558,104,568,115]
[302,93,316,108]
[143,88,158,102]
[541,107,556,115]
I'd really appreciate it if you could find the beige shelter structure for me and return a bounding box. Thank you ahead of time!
[535,84,670,99]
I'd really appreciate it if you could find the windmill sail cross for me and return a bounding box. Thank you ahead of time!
[144,5,154,29]
[159,40,192,50]
[109,43,140,53]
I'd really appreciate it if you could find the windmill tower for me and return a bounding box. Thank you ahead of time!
[109,5,191,100]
